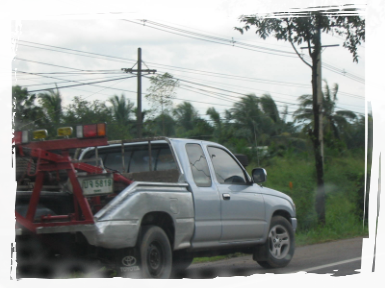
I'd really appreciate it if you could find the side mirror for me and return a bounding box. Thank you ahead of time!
[252,168,267,183]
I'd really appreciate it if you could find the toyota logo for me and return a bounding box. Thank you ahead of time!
[121,256,137,267]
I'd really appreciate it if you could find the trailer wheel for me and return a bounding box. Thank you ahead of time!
[140,226,172,279]
[12,268,54,288]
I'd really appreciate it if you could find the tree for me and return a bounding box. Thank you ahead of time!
[37,85,64,138]
[146,73,179,135]
[236,7,365,224]
[63,97,111,123]
[146,112,176,137]
[12,85,44,130]
[294,81,357,151]
[38,85,63,128]
[108,94,135,139]
[173,101,199,135]
[228,94,274,145]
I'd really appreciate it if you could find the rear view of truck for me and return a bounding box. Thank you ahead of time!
[14,123,138,277]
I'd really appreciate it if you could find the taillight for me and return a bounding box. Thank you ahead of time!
[76,123,106,138]
[13,131,29,145]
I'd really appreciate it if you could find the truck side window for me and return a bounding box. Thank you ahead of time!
[186,144,212,187]
[129,148,156,172]
[156,148,177,171]
[104,152,131,172]
[207,147,247,184]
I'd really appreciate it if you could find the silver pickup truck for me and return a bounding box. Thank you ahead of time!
[16,136,296,278]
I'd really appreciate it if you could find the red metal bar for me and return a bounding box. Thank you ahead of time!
[67,164,94,222]
[41,215,73,221]
[25,171,45,221]
[21,137,108,151]
[15,135,134,231]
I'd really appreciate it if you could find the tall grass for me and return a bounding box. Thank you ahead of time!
[247,149,368,245]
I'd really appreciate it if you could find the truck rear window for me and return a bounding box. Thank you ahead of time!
[82,144,176,173]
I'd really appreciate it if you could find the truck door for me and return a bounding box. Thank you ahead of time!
[185,143,222,248]
[206,146,267,243]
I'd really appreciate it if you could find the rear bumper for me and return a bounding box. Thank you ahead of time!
[82,220,140,249]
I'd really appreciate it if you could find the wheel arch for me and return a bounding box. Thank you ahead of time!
[272,209,293,225]
[139,211,175,248]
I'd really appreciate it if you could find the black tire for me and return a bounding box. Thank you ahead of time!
[172,250,193,272]
[12,268,54,288]
[256,216,295,269]
[139,226,172,279]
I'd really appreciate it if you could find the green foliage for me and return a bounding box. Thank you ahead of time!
[294,81,357,152]
[12,85,45,130]
[249,151,366,232]
[146,112,176,137]
[37,85,64,138]
[236,7,365,63]
[356,171,385,220]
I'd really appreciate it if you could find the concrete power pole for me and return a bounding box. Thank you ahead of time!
[122,48,156,138]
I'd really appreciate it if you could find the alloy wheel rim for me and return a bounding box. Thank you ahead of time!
[268,224,290,260]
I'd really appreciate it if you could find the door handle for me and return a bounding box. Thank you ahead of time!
[222,193,231,200]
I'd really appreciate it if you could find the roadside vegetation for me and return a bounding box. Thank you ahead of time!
[13,77,371,264]
[252,149,369,246]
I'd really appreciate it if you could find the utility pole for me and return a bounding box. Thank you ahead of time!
[300,25,339,225]
[301,0,338,224]
[122,48,156,138]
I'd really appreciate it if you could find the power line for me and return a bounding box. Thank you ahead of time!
[122,19,298,58]
[17,39,364,88]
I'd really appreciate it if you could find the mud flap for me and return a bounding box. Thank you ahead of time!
[253,244,268,262]
[114,248,141,278]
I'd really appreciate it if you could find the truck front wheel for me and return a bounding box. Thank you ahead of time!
[255,216,295,268]
[140,226,172,278]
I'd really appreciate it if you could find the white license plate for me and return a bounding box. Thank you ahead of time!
[120,266,140,272]
[79,174,114,195]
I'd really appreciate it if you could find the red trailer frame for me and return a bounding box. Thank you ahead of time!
[15,136,132,233]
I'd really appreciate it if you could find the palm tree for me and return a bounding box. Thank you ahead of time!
[229,94,274,145]
[38,84,63,127]
[108,94,134,127]
[173,102,199,133]
[13,85,44,130]
[294,81,357,143]
[260,94,281,124]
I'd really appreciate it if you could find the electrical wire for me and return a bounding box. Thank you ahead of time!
[122,19,298,58]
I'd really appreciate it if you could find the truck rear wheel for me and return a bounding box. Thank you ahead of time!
[140,226,172,278]
[12,268,54,288]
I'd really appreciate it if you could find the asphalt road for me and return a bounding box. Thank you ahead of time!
[56,234,385,288]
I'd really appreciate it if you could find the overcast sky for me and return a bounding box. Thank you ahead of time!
[10,0,366,124]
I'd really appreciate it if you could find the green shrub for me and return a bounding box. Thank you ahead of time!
[356,171,385,220]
